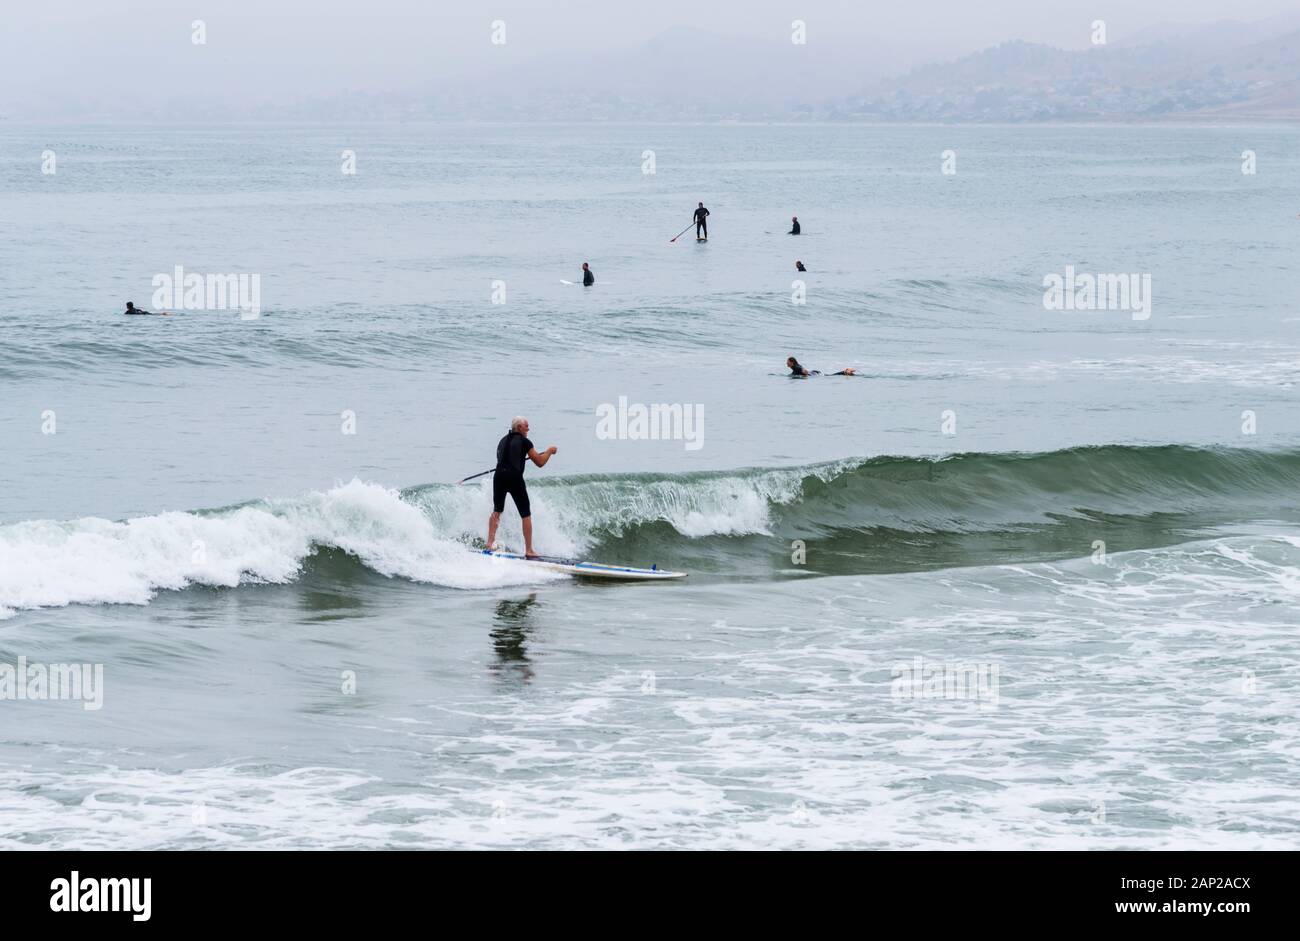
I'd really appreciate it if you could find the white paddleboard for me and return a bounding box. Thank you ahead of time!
[481,549,686,580]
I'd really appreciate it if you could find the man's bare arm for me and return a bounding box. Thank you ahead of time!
[528,446,558,468]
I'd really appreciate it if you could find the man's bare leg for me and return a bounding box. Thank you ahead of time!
[486,511,501,550]
[522,516,536,558]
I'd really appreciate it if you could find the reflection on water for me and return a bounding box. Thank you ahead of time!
[489,594,539,683]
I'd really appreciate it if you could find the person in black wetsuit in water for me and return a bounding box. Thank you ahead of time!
[787,356,855,377]
[694,202,710,240]
[789,216,801,235]
[486,416,558,558]
[124,301,168,316]
[796,261,807,272]
[582,262,594,286]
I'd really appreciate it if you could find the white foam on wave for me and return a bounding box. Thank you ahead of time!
[1060,355,1300,389]
[476,461,852,541]
[0,460,857,619]
[407,462,847,553]
[6,758,1293,850]
[0,479,560,619]
[1020,532,1300,612]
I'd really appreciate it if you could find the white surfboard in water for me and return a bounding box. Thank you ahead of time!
[481,549,686,580]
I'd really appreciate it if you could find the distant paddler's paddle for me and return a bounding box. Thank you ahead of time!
[456,468,494,485]
[668,221,694,243]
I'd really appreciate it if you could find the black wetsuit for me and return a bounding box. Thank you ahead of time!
[790,220,801,235]
[493,431,534,518]
[796,262,807,272]
[124,306,153,315]
[583,268,594,286]
[789,360,851,377]
[694,206,709,239]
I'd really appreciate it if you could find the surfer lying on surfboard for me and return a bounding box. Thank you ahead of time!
[124,301,170,316]
[486,416,558,559]
[787,356,855,377]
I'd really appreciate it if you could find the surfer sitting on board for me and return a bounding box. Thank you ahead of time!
[796,260,806,272]
[789,216,801,235]
[694,202,710,240]
[787,356,855,378]
[486,416,557,559]
[582,262,594,286]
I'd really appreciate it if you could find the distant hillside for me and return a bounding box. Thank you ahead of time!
[368,21,1300,123]
[450,26,912,119]
[24,19,1298,123]
[247,27,915,123]
[837,28,1300,122]
[1188,29,1300,119]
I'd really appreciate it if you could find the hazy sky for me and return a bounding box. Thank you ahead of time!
[5,0,1299,115]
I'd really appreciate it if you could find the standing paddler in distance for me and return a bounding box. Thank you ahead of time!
[694,201,710,240]
[486,416,558,559]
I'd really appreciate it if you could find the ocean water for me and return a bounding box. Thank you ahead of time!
[1,123,1298,849]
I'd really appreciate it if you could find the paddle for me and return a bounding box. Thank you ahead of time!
[668,221,694,243]
[456,468,494,485]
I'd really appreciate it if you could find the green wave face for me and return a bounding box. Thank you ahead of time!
[4,445,1298,621]
[405,445,1300,578]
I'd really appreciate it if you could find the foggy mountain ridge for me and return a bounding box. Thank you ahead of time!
[9,19,1300,122]
[839,26,1300,121]
[256,21,1300,122]
[1109,8,1300,51]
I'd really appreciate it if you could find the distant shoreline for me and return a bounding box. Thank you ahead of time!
[3,117,1298,128]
